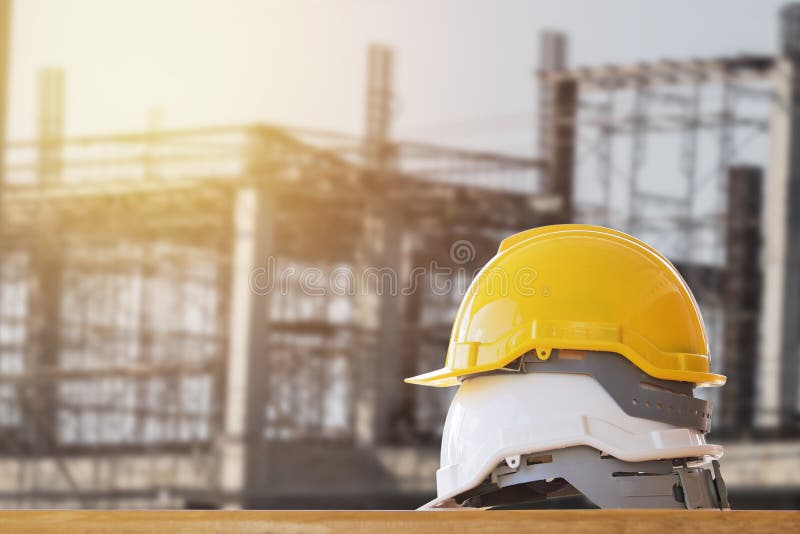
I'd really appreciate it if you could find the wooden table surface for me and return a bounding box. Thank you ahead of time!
[0,510,798,533]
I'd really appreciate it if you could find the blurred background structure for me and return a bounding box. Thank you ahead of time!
[0,0,799,510]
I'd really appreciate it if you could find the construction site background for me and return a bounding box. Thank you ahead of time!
[0,0,799,510]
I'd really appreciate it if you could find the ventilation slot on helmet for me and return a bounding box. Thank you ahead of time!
[557,350,585,361]
[526,454,553,466]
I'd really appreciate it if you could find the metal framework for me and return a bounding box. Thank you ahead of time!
[537,41,790,439]
[0,44,549,506]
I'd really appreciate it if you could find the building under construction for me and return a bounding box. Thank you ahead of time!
[1,0,800,510]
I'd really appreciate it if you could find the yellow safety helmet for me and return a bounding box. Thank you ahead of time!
[406,224,725,388]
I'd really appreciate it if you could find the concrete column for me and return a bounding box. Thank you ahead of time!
[37,68,64,185]
[758,4,800,428]
[758,60,790,429]
[0,0,11,223]
[720,166,762,434]
[537,31,574,221]
[220,188,255,504]
[220,186,273,506]
[537,31,568,160]
[361,44,407,444]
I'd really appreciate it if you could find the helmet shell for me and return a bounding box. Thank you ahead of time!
[406,224,724,387]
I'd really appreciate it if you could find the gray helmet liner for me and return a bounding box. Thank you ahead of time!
[464,349,712,432]
[458,445,729,510]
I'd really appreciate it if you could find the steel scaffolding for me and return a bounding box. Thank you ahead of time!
[0,52,550,507]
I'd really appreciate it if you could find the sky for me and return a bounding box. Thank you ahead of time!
[6,0,788,156]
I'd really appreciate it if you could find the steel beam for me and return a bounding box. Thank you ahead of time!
[540,55,775,90]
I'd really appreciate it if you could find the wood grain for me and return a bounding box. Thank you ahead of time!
[0,510,798,534]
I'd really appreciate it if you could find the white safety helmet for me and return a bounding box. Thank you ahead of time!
[420,350,729,509]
